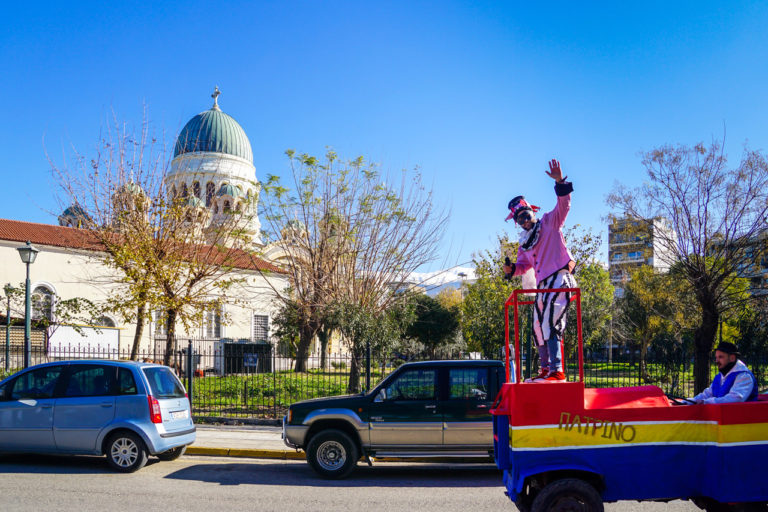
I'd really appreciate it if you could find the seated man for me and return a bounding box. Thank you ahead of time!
[690,342,758,404]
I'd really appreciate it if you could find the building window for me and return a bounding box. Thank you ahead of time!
[203,308,221,339]
[153,310,167,337]
[206,182,215,206]
[181,183,189,198]
[32,286,54,321]
[193,181,201,199]
[612,252,623,261]
[253,315,269,343]
[94,315,116,327]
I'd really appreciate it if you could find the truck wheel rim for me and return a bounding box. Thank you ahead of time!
[316,440,346,471]
[111,438,138,467]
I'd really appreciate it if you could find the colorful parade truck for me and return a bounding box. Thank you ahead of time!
[491,287,768,512]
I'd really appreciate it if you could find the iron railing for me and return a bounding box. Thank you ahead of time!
[1,341,766,420]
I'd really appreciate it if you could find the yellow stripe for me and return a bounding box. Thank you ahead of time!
[510,421,768,449]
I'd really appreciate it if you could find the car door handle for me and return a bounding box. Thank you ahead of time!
[476,404,488,409]
[424,405,437,409]
[101,402,113,407]
[40,403,53,409]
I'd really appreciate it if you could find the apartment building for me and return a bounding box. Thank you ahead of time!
[608,217,676,296]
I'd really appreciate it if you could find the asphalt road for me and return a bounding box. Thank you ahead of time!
[0,454,699,512]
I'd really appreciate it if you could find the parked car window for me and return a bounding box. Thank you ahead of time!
[10,366,63,399]
[385,369,436,401]
[117,368,138,395]
[64,365,116,397]
[143,367,186,398]
[449,368,489,400]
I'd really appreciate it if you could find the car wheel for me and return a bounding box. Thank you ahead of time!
[530,478,603,512]
[306,429,358,479]
[106,431,148,473]
[156,446,186,461]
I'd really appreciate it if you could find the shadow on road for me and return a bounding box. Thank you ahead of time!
[165,460,502,488]
[0,453,161,474]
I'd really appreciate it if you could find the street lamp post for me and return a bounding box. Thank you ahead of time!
[16,241,39,369]
[4,283,10,372]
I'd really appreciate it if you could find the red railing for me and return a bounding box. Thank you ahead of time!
[503,288,583,384]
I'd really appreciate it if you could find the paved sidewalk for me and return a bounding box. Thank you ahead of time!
[187,424,305,460]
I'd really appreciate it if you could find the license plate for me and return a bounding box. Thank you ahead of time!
[170,410,188,420]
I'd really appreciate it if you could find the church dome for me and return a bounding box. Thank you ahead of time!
[173,88,253,163]
[217,183,243,198]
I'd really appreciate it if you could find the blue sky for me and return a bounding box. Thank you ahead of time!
[2,1,767,272]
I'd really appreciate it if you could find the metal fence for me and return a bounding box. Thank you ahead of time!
[2,341,767,421]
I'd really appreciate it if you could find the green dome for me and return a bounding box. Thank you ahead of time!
[217,183,243,198]
[173,96,253,163]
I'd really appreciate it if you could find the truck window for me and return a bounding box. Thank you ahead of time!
[449,368,489,400]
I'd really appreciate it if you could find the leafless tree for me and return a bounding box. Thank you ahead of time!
[257,150,448,376]
[51,109,267,363]
[608,140,768,392]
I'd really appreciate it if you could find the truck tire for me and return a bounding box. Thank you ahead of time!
[530,478,603,512]
[306,429,358,479]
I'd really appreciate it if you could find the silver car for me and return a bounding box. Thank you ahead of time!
[0,360,196,472]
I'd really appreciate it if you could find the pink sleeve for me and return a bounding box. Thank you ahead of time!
[513,249,533,275]
[548,193,571,229]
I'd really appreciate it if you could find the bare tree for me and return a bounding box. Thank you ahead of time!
[258,149,448,377]
[608,140,768,392]
[51,110,271,363]
[50,111,166,359]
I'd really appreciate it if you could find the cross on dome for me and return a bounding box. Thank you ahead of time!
[211,86,221,110]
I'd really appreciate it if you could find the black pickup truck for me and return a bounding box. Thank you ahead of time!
[282,359,505,478]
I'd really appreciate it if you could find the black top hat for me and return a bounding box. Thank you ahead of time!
[714,341,741,356]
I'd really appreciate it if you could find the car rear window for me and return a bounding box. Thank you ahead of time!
[142,367,186,398]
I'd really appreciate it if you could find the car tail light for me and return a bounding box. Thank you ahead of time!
[148,396,162,423]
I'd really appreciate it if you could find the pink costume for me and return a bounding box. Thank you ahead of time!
[510,181,576,376]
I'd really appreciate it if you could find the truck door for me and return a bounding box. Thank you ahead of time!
[369,367,442,447]
[441,366,494,447]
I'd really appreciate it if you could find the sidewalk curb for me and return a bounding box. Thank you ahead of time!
[187,446,494,464]
[187,446,305,460]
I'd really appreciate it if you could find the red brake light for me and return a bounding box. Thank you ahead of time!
[148,396,162,423]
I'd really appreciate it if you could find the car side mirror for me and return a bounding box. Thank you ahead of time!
[374,389,386,403]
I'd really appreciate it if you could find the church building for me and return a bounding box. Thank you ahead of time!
[0,89,287,363]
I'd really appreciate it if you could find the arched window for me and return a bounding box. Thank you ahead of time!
[193,181,201,199]
[171,185,178,199]
[181,183,189,198]
[94,315,116,328]
[223,200,231,213]
[203,308,221,338]
[213,202,219,214]
[32,286,54,322]
[205,182,215,207]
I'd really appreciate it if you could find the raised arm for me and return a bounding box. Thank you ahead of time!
[545,159,573,228]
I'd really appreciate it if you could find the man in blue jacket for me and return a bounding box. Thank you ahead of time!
[690,342,758,404]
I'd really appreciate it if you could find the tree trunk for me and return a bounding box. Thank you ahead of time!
[639,337,651,383]
[347,345,363,394]
[317,327,330,370]
[130,302,146,361]
[294,321,317,372]
[163,309,178,366]
[693,305,718,394]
